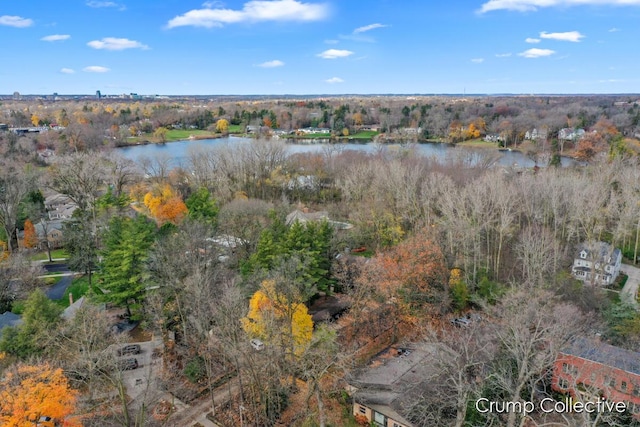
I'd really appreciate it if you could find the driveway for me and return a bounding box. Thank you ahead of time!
[42,263,74,300]
[45,275,74,300]
[620,264,640,309]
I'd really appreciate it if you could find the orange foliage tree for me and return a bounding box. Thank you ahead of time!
[361,231,449,313]
[0,362,79,427]
[23,220,37,249]
[142,184,188,225]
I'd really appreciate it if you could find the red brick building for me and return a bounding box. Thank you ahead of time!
[552,337,640,416]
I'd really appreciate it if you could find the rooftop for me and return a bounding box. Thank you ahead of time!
[561,337,640,376]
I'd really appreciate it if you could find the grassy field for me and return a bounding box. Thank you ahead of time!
[457,138,500,148]
[29,249,68,261]
[343,130,379,140]
[228,124,243,133]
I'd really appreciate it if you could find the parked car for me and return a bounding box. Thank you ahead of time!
[451,313,482,327]
[116,358,139,370]
[451,317,471,327]
[250,338,265,351]
[117,344,141,356]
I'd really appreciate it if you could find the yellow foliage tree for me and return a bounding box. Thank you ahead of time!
[30,114,40,127]
[242,279,313,356]
[215,118,229,134]
[0,362,79,427]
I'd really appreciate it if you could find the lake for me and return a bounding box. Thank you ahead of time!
[117,136,578,168]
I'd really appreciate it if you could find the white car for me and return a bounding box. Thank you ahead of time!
[250,338,265,351]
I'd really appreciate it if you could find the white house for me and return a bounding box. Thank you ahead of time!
[571,242,622,286]
[525,128,548,141]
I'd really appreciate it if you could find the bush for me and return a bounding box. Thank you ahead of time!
[183,356,206,384]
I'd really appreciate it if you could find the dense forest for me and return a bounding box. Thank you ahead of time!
[1,96,640,427]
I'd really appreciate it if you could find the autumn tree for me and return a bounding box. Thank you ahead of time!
[363,231,449,314]
[241,278,313,357]
[215,118,229,134]
[22,219,37,249]
[0,362,79,427]
[143,183,188,225]
[153,126,168,142]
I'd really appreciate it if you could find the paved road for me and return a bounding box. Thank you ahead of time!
[43,262,70,274]
[620,264,640,308]
[42,263,74,300]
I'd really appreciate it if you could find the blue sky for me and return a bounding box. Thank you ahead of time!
[1,0,640,95]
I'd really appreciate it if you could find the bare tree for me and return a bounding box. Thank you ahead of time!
[488,290,589,427]
[0,161,36,252]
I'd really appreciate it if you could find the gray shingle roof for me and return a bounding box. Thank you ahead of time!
[562,337,640,376]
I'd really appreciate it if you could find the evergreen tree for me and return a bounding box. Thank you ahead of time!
[185,187,219,228]
[98,215,156,317]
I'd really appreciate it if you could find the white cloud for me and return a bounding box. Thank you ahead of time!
[60,68,75,74]
[325,77,344,84]
[525,37,540,43]
[609,27,620,32]
[317,49,353,59]
[41,34,71,42]
[0,15,34,28]
[324,39,339,44]
[540,30,584,42]
[167,0,328,28]
[518,48,556,58]
[479,0,640,13]
[353,23,388,34]
[87,37,149,50]
[257,60,284,68]
[471,58,485,63]
[86,1,126,9]
[495,53,512,57]
[83,66,110,73]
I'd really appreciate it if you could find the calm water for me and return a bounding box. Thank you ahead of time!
[117,136,578,168]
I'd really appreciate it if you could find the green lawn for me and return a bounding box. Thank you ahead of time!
[228,124,243,134]
[164,129,217,141]
[343,130,379,140]
[53,274,92,308]
[29,249,68,261]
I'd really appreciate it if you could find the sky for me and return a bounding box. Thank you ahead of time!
[1,0,640,95]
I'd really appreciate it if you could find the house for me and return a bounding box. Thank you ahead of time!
[347,343,439,427]
[285,209,330,226]
[484,134,504,143]
[552,337,640,416]
[44,193,78,221]
[525,128,548,141]
[285,209,353,230]
[559,128,586,141]
[571,242,622,286]
[62,296,87,321]
[35,221,65,249]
